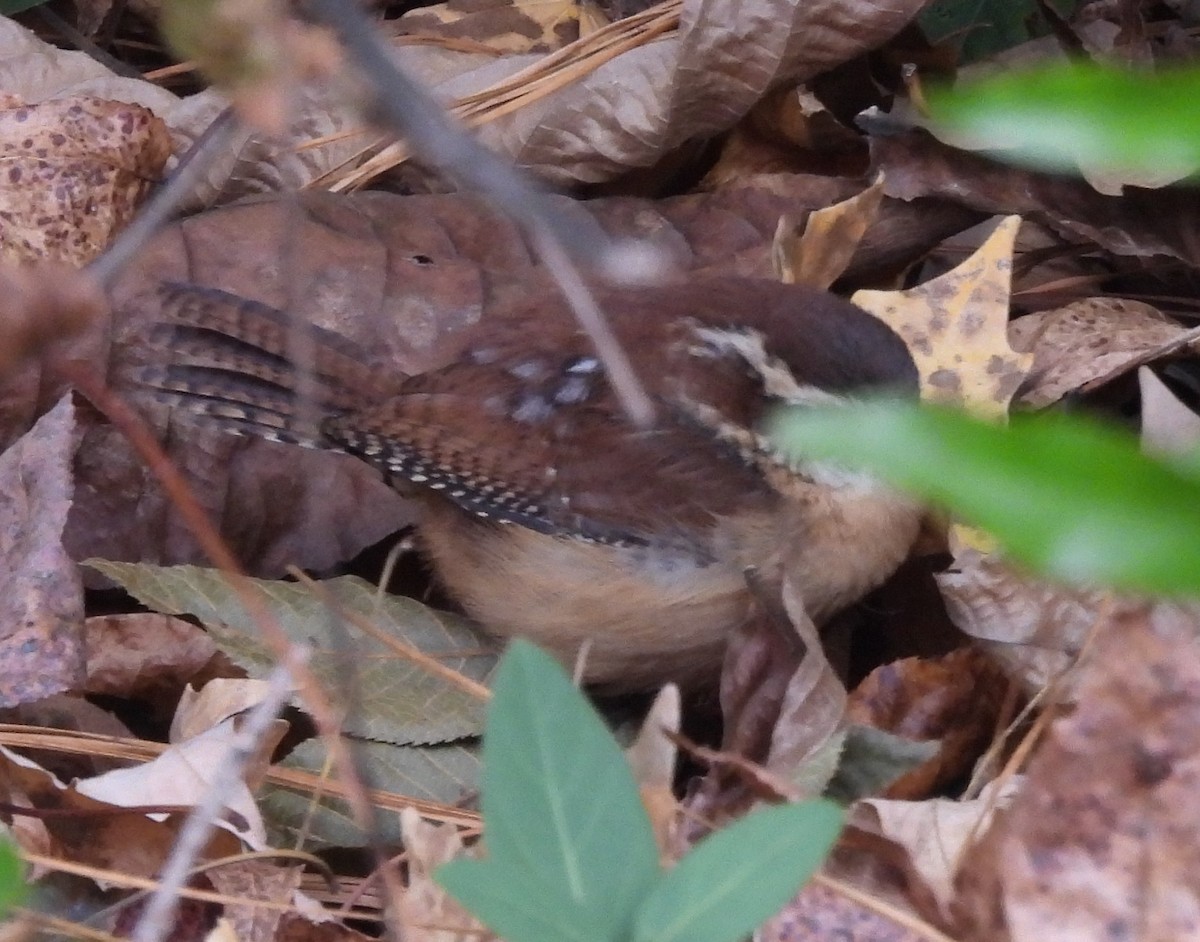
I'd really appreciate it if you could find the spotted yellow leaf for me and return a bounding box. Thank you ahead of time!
[852,215,1032,419]
[853,216,1033,554]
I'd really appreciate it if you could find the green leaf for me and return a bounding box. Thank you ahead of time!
[436,640,661,942]
[770,403,1200,595]
[919,0,1040,63]
[262,737,480,848]
[438,858,605,942]
[927,61,1200,177]
[84,563,494,745]
[0,0,52,13]
[825,725,939,804]
[0,840,27,917]
[632,801,843,942]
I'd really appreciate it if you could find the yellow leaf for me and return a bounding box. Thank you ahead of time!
[852,215,1033,419]
[773,177,885,290]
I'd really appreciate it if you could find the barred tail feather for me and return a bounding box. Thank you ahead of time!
[136,363,328,447]
[129,283,397,450]
[156,282,392,403]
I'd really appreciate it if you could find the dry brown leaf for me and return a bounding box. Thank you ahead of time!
[0,17,361,209]
[1011,297,1195,409]
[84,612,221,698]
[0,395,84,709]
[936,547,1200,697]
[625,683,681,855]
[399,807,489,942]
[766,578,848,790]
[0,747,54,868]
[0,743,240,880]
[716,617,810,779]
[0,693,132,780]
[846,649,1010,799]
[773,178,885,290]
[390,0,930,186]
[954,609,1200,942]
[690,581,845,821]
[850,779,1021,923]
[699,85,864,188]
[0,0,928,201]
[171,678,278,743]
[0,96,170,266]
[853,216,1032,416]
[76,714,285,850]
[208,860,304,942]
[874,130,1200,269]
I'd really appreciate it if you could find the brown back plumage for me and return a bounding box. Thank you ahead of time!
[132,278,918,548]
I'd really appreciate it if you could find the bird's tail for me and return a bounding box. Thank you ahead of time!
[129,282,398,449]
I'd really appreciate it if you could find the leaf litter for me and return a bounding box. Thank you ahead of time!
[3,0,1200,938]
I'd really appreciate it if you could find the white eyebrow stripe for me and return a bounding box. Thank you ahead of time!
[689,326,847,406]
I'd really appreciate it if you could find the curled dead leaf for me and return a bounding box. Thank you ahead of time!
[1011,297,1196,409]
[0,395,85,709]
[773,178,885,290]
[356,0,933,187]
[846,649,1011,799]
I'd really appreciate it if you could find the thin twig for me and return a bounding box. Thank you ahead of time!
[528,220,657,426]
[131,654,304,942]
[55,363,408,938]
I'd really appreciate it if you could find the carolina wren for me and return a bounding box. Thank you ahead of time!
[133,277,921,690]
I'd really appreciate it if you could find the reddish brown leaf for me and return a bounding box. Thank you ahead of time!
[83,612,222,699]
[0,395,85,708]
[955,609,1200,942]
[847,649,1011,799]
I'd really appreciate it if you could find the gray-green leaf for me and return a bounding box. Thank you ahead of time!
[437,640,661,942]
[632,800,843,942]
[85,562,495,744]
